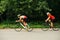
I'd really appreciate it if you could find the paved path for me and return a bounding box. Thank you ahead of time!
[0,29,60,40]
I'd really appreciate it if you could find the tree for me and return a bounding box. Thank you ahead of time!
[0,0,51,21]
[47,0,60,21]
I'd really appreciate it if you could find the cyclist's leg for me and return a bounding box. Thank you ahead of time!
[23,22,27,26]
[20,19,24,23]
[50,22,54,28]
[23,18,27,26]
[48,20,54,28]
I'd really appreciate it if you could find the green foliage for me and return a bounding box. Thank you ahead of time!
[1,0,60,21]
[0,0,60,28]
[0,21,60,28]
[0,0,8,13]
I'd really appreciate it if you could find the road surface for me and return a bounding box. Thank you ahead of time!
[0,29,60,40]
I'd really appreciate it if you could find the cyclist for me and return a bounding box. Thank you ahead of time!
[45,12,55,28]
[16,14,27,27]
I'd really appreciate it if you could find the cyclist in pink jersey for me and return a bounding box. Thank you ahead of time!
[16,14,27,27]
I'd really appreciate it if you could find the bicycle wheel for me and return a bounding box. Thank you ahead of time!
[41,28,49,31]
[15,27,22,32]
[25,24,33,32]
[52,24,60,31]
[15,23,22,32]
[41,23,49,31]
[52,28,59,31]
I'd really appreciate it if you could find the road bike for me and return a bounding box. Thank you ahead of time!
[15,22,33,32]
[41,22,59,31]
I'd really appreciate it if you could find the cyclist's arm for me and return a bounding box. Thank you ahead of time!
[16,20,20,22]
[45,17,50,22]
[16,17,21,22]
[17,17,21,22]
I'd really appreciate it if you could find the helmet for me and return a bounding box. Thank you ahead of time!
[46,12,50,15]
[17,14,21,17]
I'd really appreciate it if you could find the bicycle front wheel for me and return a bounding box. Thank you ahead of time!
[15,27,22,32]
[41,28,49,31]
[14,23,22,32]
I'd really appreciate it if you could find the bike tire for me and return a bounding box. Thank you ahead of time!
[15,27,22,32]
[25,24,33,32]
[14,23,22,32]
[41,28,49,31]
[27,28,33,32]
[52,28,59,31]
[41,22,49,31]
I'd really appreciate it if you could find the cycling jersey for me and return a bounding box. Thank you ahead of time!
[48,15,55,20]
[20,16,27,19]
[20,15,27,22]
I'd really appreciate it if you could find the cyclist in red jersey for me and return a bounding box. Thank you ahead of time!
[16,14,27,27]
[45,12,55,28]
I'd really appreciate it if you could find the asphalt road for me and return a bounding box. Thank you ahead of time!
[0,29,60,40]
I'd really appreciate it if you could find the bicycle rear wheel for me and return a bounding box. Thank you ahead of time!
[25,24,33,32]
[19,23,33,32]
[27,28,33,32]
[52,28,59,31]
[52,24,60,31]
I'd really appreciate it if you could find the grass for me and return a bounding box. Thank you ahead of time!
[0,21,60,29]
